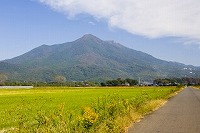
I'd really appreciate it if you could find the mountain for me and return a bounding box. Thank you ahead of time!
[1,34,200,82]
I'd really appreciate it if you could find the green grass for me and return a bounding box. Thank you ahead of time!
[0,86,181,132]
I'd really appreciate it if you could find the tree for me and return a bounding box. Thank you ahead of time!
[0,74,8,86]
[103,78,138,86]
[0,74,8,82]
[54,75,66,83]
[125,78,138,86]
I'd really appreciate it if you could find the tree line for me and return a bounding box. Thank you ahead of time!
[153,77,200,86]
[1,72,200,87]
[0,81,100,87]
[100,78,138,86]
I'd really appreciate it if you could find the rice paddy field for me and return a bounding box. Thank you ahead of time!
[0,86,181,132]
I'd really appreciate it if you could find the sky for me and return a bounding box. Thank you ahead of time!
[0,0,200,66]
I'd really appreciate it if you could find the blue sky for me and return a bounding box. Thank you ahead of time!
[0,0,200,66]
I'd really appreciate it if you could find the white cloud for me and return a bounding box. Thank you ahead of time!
[39,0,200,41]
[89,21,95,25]
[182,39,200,46]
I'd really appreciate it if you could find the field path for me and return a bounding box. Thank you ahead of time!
[128,87,200,133]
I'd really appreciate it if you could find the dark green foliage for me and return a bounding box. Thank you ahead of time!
[102,78,138,86]
[3,81,99,87]
[153,77,200,86]
[125,78,139,86]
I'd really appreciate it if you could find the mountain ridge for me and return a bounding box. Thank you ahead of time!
[1,34,200,82]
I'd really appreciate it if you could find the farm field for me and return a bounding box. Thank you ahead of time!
[0,86,181,132]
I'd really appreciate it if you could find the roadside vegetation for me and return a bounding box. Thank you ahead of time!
[195,86,200,89]
[0,86,182,133]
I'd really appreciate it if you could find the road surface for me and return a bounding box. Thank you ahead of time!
[128,87,200,133]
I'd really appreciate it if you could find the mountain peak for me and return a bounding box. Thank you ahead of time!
[82,34,96,38]
[78,34,102,42]
[73,34,104,47]
[83,34,96,38]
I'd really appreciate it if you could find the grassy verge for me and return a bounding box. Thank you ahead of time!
[193,86,200,89]
[0,86,182,133]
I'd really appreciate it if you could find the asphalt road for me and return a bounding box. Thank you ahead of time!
[128,87,200,133]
